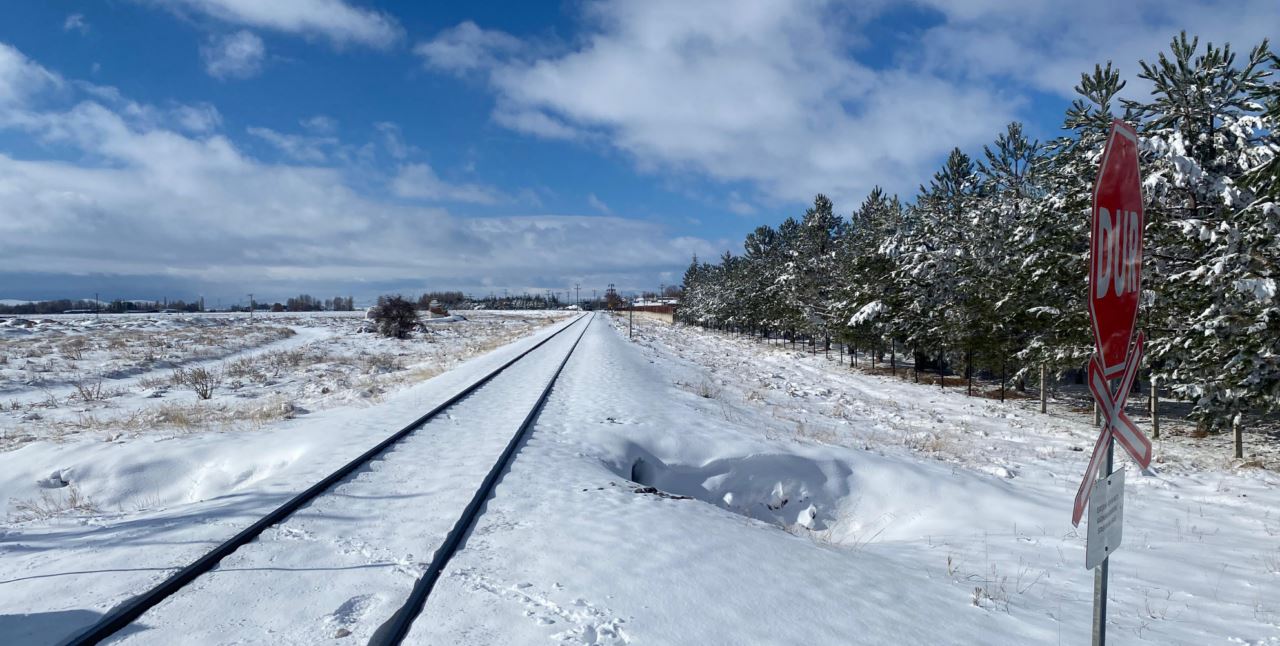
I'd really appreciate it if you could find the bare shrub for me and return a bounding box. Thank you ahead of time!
[9,482,98,522]
[59,338,88,360]
[137,375,169,391]
[224,356,260,379]
[185,367,220,400]
[74,379,106,402]
[262,348,328,376]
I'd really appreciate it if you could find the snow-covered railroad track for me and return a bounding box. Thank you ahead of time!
[63,313,593,646]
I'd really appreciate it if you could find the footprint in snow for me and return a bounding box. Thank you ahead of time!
[321,593,379,638]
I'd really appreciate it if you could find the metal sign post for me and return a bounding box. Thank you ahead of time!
[1091,440,1113,645]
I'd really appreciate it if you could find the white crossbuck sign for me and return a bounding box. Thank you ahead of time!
[1072,331,1152,526]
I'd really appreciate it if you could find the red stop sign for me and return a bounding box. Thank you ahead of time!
[1089,120,1143,377]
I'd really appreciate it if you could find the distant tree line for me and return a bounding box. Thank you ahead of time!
[417,292,467,309]
[0,295,358,315]
[277,295,355,312]
[475,293,563,310]
[679,34,1279,447]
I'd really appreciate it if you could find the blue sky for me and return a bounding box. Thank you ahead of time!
[0,0,1274,305]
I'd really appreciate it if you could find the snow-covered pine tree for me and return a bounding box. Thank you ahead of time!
[1129,33,1276,439]
[772,216,808,341]
[678,255,714,324]
[1016,64,1134,381]
[974,122,1046,386]
[789,195,845,346]
[741,224,787,336]
[898,149,981,374]
[837,187,904,359]
[1245,50,1280,202]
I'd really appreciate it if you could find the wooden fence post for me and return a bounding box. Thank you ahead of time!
[1234,416,1243,460]
[1000,354,1007,403]
[891,339,897,377]
[1150,375,1159,439]
[1040,364,1048,414]
[966,348,973,396]
[939,348,945,389]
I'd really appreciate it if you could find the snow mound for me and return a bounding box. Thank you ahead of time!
[618,447,851,530]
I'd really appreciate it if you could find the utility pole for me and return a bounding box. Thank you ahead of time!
[94,292,99,318]
[629,294,634,339]
[248,293,254,322]
[575,284,580,307]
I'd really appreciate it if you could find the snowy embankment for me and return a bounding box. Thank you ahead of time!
[409,316,1279,644]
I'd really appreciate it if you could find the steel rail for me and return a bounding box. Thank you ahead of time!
[61,314,588,646]
[369,313,593,645]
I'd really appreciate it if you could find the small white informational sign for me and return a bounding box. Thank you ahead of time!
[1086,468,1125,570]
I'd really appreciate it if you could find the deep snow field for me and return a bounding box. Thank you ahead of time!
[597,315,1280,644]
[0,311,565,453]
[0,311,1276,645]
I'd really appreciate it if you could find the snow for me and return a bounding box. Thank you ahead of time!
[0,311,566,451]
[1,312,1278,644]
[102,316,591,645]
[0,312,572,644]
[1236,278,1277,304]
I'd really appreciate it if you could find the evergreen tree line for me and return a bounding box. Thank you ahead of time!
[417,291,467,309]
[475,294,562,310]
[679,34,1279,435]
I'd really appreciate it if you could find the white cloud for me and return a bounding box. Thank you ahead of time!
[300,115,338,134]
[417,1,1011,205]
[586,193,610,214]
[0,42,712,295]
[374,121,414,159]
[908,0,1280,99]
[201,30,266,80]
[726,192,756,216]
[391,163,504,204]
[173,103,223,133]
[150,0,401,49]
[0,43,64,108]
[63,14,90,35]
[414,21,523,74]
[247,126,337,162]
[72,82,222,135]
[416,0,1277,206]
[491,100,579,141]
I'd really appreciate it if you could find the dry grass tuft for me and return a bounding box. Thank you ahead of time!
[74,379,107,402]
[8,482,98,522]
